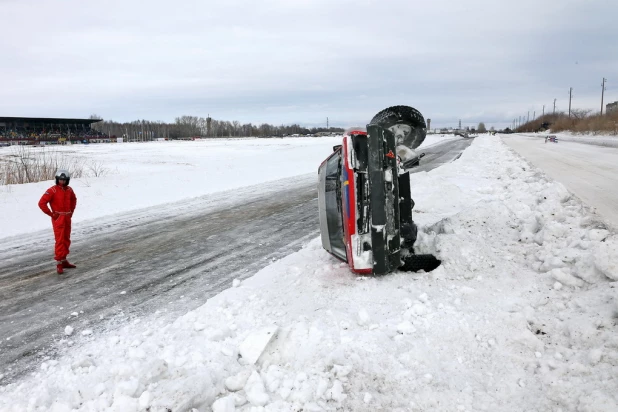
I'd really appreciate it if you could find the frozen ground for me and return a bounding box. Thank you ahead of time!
[503,134,618,230]
[1,136,616,411]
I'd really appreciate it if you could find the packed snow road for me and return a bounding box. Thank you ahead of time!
[0,137,473,383]
[502,134,618,230]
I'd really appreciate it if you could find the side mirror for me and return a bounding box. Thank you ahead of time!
[333,145,342,152]
[419,153,426,158]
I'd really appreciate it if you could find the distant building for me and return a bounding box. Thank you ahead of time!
[607,101,618,114]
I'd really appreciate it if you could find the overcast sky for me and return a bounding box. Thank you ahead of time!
[1,0,617,128]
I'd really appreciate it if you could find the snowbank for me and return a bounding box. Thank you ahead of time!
[1,136,617,411]
[0,137,341,240]
[502,133,618,230]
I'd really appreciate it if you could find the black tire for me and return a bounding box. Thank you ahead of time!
[369,105,427,150]
[400,253,441,272]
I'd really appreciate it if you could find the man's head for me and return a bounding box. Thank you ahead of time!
[55,169,70,186]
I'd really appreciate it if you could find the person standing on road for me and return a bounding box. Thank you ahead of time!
[38,169,77,274]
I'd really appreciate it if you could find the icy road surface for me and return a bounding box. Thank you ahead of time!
[0,137,473,383]
[502,134,618,229]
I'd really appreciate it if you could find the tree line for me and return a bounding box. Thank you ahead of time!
[90,115,344,140]
[514,109,618,134]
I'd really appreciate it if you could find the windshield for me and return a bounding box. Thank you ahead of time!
[318,150,346,261]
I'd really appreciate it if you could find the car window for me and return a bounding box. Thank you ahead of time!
[324,151,346,260]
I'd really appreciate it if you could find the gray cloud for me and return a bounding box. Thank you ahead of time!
[1,0,616,129]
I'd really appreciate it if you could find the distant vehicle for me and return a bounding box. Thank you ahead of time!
[318,106,440,275]
[545,135,558,143]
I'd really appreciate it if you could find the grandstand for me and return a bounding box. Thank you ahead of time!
[0,116,110,145]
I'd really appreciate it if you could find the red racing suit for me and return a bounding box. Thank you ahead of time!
[38,185,77,261]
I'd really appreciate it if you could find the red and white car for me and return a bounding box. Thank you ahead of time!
[318,106,440,275]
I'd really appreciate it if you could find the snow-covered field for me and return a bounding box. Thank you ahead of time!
[0,137,342,240]
[419,134,460,148]
[1,136,617,411]
[0,135,448,240]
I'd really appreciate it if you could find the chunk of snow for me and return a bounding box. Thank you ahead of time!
[244,371,270,406]
[238,326,278,364]
[212,395,236,412]
[225,369,252,392]
[356,309,371,326]
[64,326,74,336]
[138,391,152,409]
[550,268,584,287]
[397,321,416,334]
[326,380,346,402]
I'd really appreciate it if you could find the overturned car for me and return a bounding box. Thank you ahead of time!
[318,106,440,275]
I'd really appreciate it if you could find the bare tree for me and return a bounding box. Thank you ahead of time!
[570,109,592,120]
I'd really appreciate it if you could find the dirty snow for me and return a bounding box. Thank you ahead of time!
[1,136,617,411]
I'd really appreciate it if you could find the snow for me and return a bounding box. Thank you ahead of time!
[419,133,460,149]
[1,136,617,411]
[0,137,342,240]
[518,132,618,148]
[238,326,279,365]
[503,133,618,229]
[0,134,453,241]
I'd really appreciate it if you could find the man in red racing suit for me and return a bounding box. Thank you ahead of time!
[38,169,77,274]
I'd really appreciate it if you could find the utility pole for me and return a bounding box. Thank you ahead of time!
[568,87,573,118]
[553,98,556,115]
[327,117,329,129]
[601,78,607,115]
[533,111,536,121]
[542,105,545,117]
[459,119,461,129]
[527,111,530,123]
